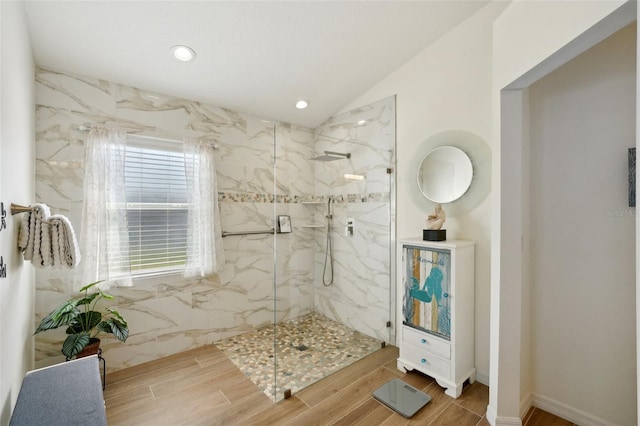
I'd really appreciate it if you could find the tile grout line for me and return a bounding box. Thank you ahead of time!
[522,406,535,426]
[219,389,232,405]
[452,401,484,420]
[422,380,456,426]
[474,415,487,426]
[381,364,405,378]
[425,399,455,426]
[282,363,397,426]
[296,394,312,409]
[328,398,378,426]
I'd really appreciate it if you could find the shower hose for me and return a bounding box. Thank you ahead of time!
[323,197,334,286]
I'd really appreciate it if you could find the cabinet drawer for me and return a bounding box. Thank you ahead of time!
[402,326,450,360]
[401,345,451,379]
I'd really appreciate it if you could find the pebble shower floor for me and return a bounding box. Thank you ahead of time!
[215,312,383,401]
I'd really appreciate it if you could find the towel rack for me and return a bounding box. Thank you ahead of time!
[221,228,275,237]
[9,203,55,225]
[10,203,31,215]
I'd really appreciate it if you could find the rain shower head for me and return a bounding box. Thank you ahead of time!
[310,151,351,161]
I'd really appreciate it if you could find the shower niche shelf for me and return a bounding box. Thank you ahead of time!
[300,201,327,228]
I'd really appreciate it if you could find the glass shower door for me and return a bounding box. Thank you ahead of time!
[272,96,396,401]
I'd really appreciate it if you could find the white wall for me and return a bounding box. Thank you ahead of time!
[345,0,637,423]
[490,0,635,424]
[528,24,636,425]
[0,2,36,424]
[493,0,629,91]
[343,1,510,384]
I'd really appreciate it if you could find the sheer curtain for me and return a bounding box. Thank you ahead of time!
[183,139,225,278]
[78,126,132,290]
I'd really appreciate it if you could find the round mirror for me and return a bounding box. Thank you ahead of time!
[417,146,473,203]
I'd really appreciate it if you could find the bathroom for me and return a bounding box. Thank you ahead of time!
[3,1,639,425]
[32,69,396,401]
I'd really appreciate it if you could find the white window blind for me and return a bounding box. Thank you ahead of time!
[123,137,188,276]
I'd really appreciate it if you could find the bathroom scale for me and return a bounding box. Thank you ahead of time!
[372,378,431,418]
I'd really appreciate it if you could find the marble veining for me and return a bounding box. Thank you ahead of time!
[33,66,394,390]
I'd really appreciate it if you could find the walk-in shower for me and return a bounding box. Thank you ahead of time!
[212,96,395,403]
[33,69,395,406]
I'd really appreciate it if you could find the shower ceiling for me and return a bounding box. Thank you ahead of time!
[21,1,489,128]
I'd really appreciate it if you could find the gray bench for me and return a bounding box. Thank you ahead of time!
[10,356,107,426]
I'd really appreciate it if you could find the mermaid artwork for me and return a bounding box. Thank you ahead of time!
[404,246,451,339]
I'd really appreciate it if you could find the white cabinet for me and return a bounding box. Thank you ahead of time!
[396,238,475,398]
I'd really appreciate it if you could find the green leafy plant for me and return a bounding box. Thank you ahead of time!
[34,280,129,359]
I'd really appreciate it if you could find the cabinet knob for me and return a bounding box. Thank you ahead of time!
[421,358,428,364]
[421,339,427,344]
[443,293,449,298]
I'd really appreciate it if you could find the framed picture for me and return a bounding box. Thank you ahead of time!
[277,215,292,233]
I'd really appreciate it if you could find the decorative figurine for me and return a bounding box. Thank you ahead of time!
[427,204,446,230]
[424,204,446,241]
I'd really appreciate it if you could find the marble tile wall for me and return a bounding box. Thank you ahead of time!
[310,97,395,342]
[34,68,315,370]
[33,67,394,372]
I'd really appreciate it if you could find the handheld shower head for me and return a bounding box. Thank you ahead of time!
[310,151,351,162]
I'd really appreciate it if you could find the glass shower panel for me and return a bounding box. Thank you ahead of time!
[272,96,396,401]
[272,122,317,401]
[212,119,279,402]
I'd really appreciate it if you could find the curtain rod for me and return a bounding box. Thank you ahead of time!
[76,124,219,148]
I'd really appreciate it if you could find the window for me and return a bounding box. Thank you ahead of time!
[81,127,223,287]
[123,136,188,276]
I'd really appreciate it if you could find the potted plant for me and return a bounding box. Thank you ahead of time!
[35,280,129,359]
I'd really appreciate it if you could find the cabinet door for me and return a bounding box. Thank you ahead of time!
[402,245,451,340]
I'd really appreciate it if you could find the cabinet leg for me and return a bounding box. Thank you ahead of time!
[444,383,463,399]
[396,360,409,373]
[436,378,462,398]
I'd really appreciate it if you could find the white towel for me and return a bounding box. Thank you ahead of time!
[37,219,53,268]
[49,214,81,269]
[19,204,52,267]
[18,214,30,253]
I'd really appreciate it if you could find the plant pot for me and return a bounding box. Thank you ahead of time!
[76,338,101,358]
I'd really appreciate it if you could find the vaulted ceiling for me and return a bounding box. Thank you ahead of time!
[23,1,489,128]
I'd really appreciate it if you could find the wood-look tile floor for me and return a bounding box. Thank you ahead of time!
[104,344,567,425]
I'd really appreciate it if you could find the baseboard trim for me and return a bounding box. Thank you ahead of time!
[494,416,523,425]
[475,369,489,386]
[531,393,615,426]
[520,392,532,419]
[486,405,497,424]
[485,405,522,426]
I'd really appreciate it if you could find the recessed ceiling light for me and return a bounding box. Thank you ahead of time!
[357,120,367,126]
[171,45,196,62]
[295,100,309,109]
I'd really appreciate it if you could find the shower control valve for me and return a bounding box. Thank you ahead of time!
[346,218,355,236]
